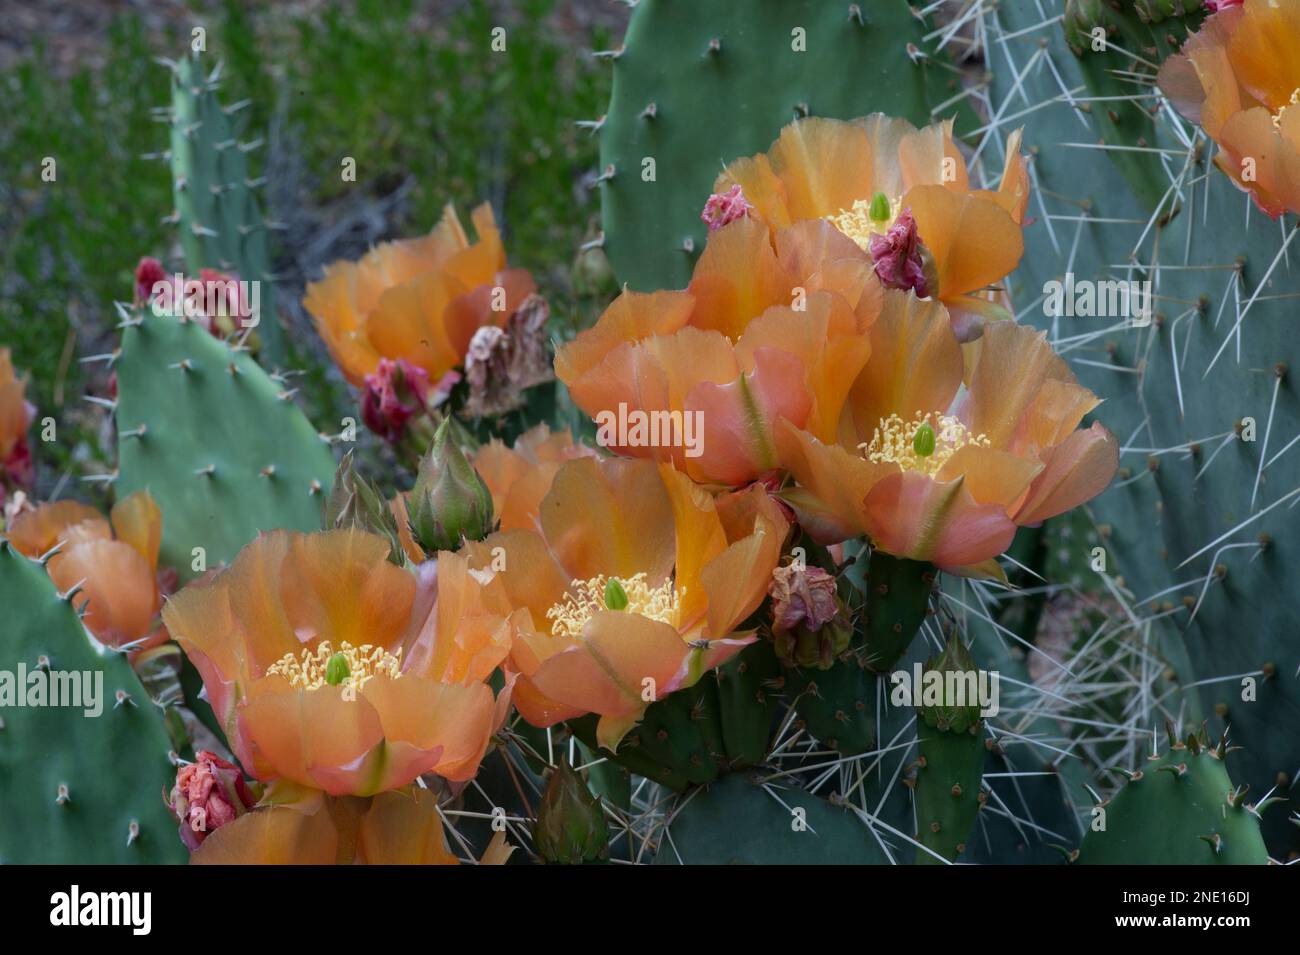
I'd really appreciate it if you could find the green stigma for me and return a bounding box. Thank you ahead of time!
[869,191,892,223]
[604,577,629,611]
[913,422,936,458]
[325,652,351,687]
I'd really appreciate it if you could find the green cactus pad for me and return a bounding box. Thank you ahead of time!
[713,639,782,767]
[598,0,972,291]
[167,56,285,362]
[653,771,889,864]
[115,305,337,581]
[1076,728,1268,864]
[863,552,935,672]
[0,542,187,864]
[989,0,1300,858]
[787,655,878,756]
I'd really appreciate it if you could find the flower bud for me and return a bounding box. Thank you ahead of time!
[917,633,983,734]
[407,418,494,555]
[166,750,257,851]
[533,758,609,864]
[322,451,405,564]
[768,564,853,670]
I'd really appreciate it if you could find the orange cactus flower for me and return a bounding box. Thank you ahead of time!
[190,786,513,865]
[6,491,165,650]
[775,291,1118,577]
[556,217,882,486]
[0,347,35,497]
[713,114,1030,341]
[1157,0,1300,217]
[464,455,787,751]
[304,203,536,386]
[162,529,513,796]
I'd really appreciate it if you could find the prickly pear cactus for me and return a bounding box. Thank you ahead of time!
[596,0,975,291]
[653,771,889,865]
[910,635,987,864]
[0,542,186,864]
[114,305,336,580]
[1077,726,1268,864]
[164,56,285,362]
[986,0,1300,858]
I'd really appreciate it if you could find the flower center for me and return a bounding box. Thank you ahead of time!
[861,411,990,477]
[825,191,902,250]
[546,572,683,638]
[265,640,402,691]
[1273,88,1300,130]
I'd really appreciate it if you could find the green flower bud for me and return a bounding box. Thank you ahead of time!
[407,418,494,556]
[325,652,350,687]
[916,633,983,734]
[533,758,609,865]
[869,191,892,223]
[913,421,937,458]
[322,451,405,564]
[603,577,629,611]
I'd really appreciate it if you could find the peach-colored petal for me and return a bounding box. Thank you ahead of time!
[109,490,162,570]
[861,471,1018,569]
[555,288,695,386]
[1013,422,1119,525]
[464,529,570,626]
[935,444,1043,511]
[963,319,1075,450]
[190,804,340,865]
[48,539,159,645]
[848,290,963,439]
[356,789,460,864]
[775,419,893,543]
[657,465,727,632]
[361,676,496,785]
[735,292,872,443]
[905,185,1025,300]
[5,501,107,558]
[527,611,688,726]
[686,346,812,484]
[699,506,784,639]
[539,457,676,584]
[239,677,386,793]
[686,216,794,340]
[278,528,415,654]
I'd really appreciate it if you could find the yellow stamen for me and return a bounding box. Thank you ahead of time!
[266,640,402,691]
[546,572,683,638]
[825,195,902,250]
[1272,88,1300,130]
[861,411,990,477]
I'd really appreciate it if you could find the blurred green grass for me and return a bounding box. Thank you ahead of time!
[0,0,611,490]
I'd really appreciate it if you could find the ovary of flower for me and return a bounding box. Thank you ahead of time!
[1273,88,1300,131]
[546,572,684,638]
[861,411,990,477]
[266,640,403,691]
[825,193,903,250]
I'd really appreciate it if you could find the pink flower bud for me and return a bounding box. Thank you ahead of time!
[134,257,167,306]
[361,358,432,443]
[867,207,931,298]
[700,184,753,232]
[167,750,257,851]
[1205,0,1242,11]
